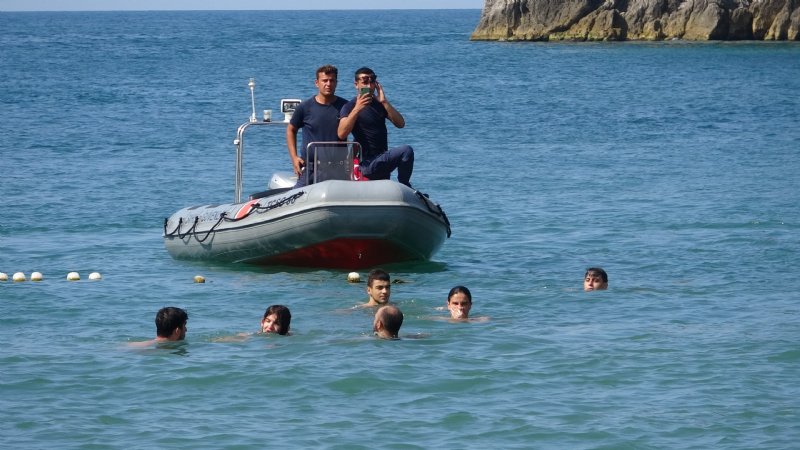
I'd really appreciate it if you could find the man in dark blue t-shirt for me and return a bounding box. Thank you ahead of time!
[338,67,414,187]
[286,64,348,187]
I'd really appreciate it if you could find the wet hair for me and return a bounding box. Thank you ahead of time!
[155,307,188,338]
[263,304,292,335]
[316,64,338,79]
[367,268,390,287]
[354,66,376,80]
[447,285,472,304]
[377,305,403,338]
[584,267,608,283]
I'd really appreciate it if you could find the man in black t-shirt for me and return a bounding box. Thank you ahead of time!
[286,64,347,187]
[338,67,414,187]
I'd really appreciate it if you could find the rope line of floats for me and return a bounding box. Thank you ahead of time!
[163,191,306,241]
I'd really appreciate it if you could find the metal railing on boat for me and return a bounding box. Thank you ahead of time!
[233,123,363,204]
[233,120,287,204]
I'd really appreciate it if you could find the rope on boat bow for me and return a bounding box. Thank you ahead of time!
[160,214,224,243]
[163,216,200,240]
[163,191,306,241]
[415,190,451,238]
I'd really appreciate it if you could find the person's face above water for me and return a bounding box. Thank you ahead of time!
[447,292,472,319]
[367,280,391,304]
[261,313,282,334]
[584,273,608,291]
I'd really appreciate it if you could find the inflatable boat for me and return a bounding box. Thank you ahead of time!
[163,82,450,269]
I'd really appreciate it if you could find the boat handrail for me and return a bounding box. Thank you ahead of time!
[233,122,364,204]
[233,120,288,204]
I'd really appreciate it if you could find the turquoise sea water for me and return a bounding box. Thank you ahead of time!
[2,10,800,449]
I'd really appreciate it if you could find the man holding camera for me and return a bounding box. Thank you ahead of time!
[338,67,414,188]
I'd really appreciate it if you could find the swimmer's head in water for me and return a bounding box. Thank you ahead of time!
[367,269,391,305]
[373,305,403,339]
[447,285,472,319]
[155,306,188,340]
[584,268,608,291]
[261,305,291,335]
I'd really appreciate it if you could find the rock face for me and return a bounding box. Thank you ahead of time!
[470,0,800,41]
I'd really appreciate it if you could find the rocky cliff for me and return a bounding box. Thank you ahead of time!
[470,0,800,41]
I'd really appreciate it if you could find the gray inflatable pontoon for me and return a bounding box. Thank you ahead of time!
[163,89,450,269]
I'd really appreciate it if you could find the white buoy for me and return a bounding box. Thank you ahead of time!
[13,272,26,282]
[88,272,102,281]
[194,275,206,283]
[0,272,8,282]
[347,272,361,283]
[67,272,80,281]
[31,272,43,282]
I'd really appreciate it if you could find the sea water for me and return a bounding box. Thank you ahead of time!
[1,10,799,449]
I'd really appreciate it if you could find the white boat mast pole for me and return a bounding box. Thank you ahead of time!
[234,79,297,203]
[248,78,257,123]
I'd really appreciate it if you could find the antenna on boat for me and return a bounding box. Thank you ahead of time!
[248,78,257,123]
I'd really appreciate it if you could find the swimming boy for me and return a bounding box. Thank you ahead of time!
[129,306,188,347]
[584,267,608,291]
[359,268,392,307]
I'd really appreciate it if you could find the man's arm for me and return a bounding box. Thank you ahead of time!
[338,95,373,140]
[382,100,405,129]
[375,82,405,129]
[286,123,304,176]
[338,111,357,141]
